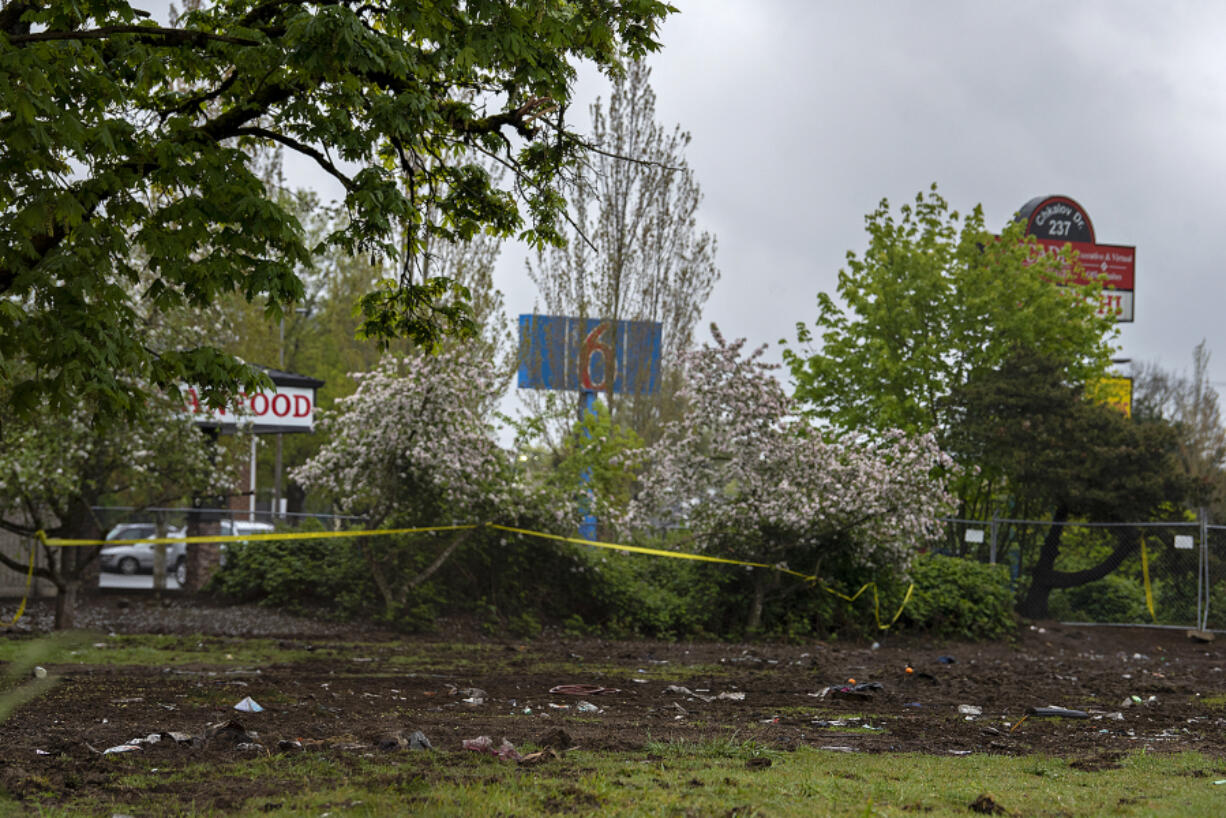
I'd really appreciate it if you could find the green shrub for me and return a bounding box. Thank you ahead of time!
[207,519,373,616]
[1048,573,1149,624]
[898,554,1015,640]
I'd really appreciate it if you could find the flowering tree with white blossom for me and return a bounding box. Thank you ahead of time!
[293,346,577,618]
[622,327,955,630]
[0,389,233,628]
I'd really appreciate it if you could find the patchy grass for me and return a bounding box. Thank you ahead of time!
[17,746,1226,817]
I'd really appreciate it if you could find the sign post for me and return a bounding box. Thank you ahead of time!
[518,315,662,539]
[181,366,324,589]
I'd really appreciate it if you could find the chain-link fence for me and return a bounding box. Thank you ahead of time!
[91,506,367,592]
[939,517,1212,629]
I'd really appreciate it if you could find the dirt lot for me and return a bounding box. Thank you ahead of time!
[4,596,1226,810]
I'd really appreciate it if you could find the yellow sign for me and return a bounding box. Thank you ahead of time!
[1092,376,1132,417]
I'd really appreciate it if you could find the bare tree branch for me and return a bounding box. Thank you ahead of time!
[231,127,356,192]
[8,25,260,46]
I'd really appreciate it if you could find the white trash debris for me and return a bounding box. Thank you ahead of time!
[233,696,264,713]
[103,744,141,755]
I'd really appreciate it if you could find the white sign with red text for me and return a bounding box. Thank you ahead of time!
[182,385,316,432]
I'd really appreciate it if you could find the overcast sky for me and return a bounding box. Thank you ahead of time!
[277,2,1226,388]
[634,2,1226,383]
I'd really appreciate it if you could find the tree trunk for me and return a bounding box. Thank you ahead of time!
[50,499,103,629]
[746,570,778,632]
[54,577,80,630]
[1020,509,1139,619]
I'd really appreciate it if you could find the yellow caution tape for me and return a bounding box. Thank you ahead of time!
[25,522,914,631]
[486,523,816,580]
[43,524,479,548]
[1140,538,1156,623]
[488,524,913,630]
[0,534,38,628]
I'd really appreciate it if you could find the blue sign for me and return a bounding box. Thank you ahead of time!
[518,315,662,395]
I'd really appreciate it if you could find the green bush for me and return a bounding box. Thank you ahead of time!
[898,554,1015,640]
[207,519,373,616]
[1048,573,1149,624]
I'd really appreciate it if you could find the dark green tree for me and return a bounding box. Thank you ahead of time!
[0,0,675,418]
[941,349,1189,618]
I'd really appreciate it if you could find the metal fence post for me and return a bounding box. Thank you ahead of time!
[989,516,998,564]
[1201,510,1210,631]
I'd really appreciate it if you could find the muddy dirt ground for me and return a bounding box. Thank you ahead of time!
[4,596,1226,811]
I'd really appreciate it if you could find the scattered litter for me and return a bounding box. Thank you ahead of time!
[110,697,144,704]
[205,720,259,746]
[870,642,880,650]
[1214,780,1226,786]
[1026,706,1088,719]
[33,666,47,679]
[1121,695,1157,709]
[126,733,162,745]
[462,735,521,761]
[938,656,956,664]
[904,702,923,708]
[278,739,304,752]
[831,681,883,701]
[576,701,601,714]
[949,750,972,756]
[34,749,50,756]
[665,685,709,701]
[447,685,487,701]
[820,746,857,753]
[235,742,265,752]
[103,744,141,755]
[549,684,620,696]
[377,730,432,751]
[233,696,264,713]
[1105,712,1125,721]
[957,705,983,716]
[519,748,560,765]
[631,678,648,684]
[663,685,743,703]
[547,703,570,710]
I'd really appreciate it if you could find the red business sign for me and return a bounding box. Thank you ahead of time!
[1034,239,1135,290]
[182,384,316,432]
[1017,195,1135,322]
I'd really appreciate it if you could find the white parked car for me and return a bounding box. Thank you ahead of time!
[100,520,276,583]
[99,524,187,580]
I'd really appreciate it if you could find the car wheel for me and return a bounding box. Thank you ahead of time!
[174,558,187,586]
[118,556,139,575]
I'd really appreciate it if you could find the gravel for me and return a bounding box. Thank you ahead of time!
[3,595,367,638]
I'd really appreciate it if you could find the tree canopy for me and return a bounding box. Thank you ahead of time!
[0,0,675,418]
[784,185,1117,437]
